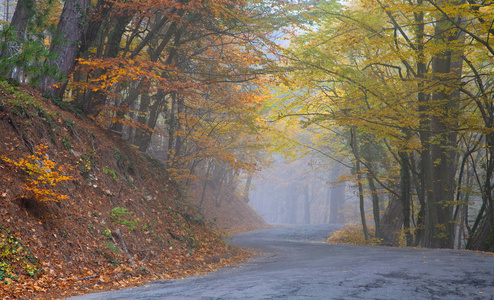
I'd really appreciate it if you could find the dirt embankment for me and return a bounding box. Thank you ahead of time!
[0,82,265,299]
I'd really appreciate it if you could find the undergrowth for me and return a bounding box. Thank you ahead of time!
[327,224,381,246]
[0,226,43,283]
[110,207,139,230]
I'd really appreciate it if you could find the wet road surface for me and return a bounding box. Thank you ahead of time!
[70,224,494,299]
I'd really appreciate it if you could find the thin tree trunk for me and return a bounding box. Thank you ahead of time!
[329,164,344,224]
[199,161,212,208]
[367,171,380,238]
[243,172,253,203]
[304,183,311,224]
[357,159,369,241]
[399,151,413,246]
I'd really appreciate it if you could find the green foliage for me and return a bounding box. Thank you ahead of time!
[37,108,59,135]
[0,80,41,115]
[103,241,119,253]
[169,209,200,250]
[110,207,139,230]
[62,134,72,149]
[143,153,168,173]
[114,148,133,172]
[101,228,118,254]
[0,226,43,283]
[101,228,111,238]
[77,148,97,177]
[49,95,82,116]
[77,157,92,176]
[0,27,58,85]
[95,249,119,267]
[103,166,119,181]
[113,148,136,187]
[64,118,75,129]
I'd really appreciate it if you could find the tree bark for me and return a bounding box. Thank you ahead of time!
[41,0,90,99]
[378,196,404,245]
[5,0,35,79]
[399,151,413,246]
[329,163,344,224]
[9,0,34,40]
[367,171,380,238]
[425,4,463,249]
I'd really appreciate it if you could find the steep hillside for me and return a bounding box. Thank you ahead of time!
[0,81,259,299]
[187,182,269,234]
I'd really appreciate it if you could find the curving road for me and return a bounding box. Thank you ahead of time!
[70,225,494,299]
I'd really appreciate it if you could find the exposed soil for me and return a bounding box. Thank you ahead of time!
[0,82,267,299]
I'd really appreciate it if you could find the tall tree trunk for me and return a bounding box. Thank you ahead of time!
[78,0,113,55]
[367,171,380,238]
[467,138,494,251]
[75,14,132,115]
[133,92,150,149]
[425,4,463,248]
[414,0,429,247]
[286,184,298,224]
[41,0,90,99]
[166,92,178,167]
[137,92,167,153]
[199,160,212,208]
[174,93,185,162]
[329,163,344,224]
[9,0,34,40]
[243,172,253,203]
[356,159,369,241]
[378,195,404,245]
[4,0,35,79]
[304,183,311,224]
[351,129,369,241]
[324,184,331,224]
[399,151,413,246]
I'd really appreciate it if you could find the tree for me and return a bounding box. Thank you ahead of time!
[266,0,494,249]
[41,0,90,99]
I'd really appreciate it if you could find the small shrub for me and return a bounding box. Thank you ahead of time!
[110,207,139,230]
[61,135,72,150]
[103,166,119,181]
[77,147,96,177]
[0,226,43,283]
[327,224,381,246]
[1,144,72,202]
[103,241,119,253]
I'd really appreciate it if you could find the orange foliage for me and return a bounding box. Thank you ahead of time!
[74,58,199,95]
[1,144,72,202]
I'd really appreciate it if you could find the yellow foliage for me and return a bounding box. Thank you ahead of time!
[1,144,72,202]
[327,224,381,246]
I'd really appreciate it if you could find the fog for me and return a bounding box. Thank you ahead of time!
[248,155,368,226]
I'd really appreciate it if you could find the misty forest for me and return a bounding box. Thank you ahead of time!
[1,0,494,297]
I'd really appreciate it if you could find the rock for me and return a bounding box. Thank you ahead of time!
[70,150,82,158]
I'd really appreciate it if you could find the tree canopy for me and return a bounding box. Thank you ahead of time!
[2,0,494,251]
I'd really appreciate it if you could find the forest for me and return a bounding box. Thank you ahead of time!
[1,0,494,271]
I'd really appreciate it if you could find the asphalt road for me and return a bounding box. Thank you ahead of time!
[70,224,494,299]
